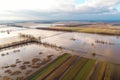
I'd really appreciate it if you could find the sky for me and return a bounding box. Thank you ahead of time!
[0,0,120,21]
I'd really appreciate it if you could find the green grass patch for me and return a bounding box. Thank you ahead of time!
[90,62,107,80]
[45,55,78,80]
[60,57,88,80]
[27,53,71,80]
[104,64,113,80]
[55,27,120,35]
[73,59,96,80]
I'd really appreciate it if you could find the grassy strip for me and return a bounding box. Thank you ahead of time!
[104,64,113,80]
[110,64,120,80]
[74,59,97,80]
[44,55,79,80]
[59,57,88,80]
[50,27,120,35]
[3,76,13,80]
[90,62,107,80]
[76,28,120,35]
[26,53,71,80]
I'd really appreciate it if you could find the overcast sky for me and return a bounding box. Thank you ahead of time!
[0,0,120,20]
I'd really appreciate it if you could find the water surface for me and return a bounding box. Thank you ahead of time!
[42,32,120,64]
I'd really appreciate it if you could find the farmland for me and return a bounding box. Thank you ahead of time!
[0,23,120,80]
[25,53,119,80]
[45,24,120,36]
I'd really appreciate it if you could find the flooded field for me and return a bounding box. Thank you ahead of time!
[42,32,120,64]
[0,36,27,46]
[0,26,26,38]
[0,28,63,39]
[0,43,62,79]
[0,26,120,64]
[12,29,64,38]
[15,22,64,28]
[0,24,120,79]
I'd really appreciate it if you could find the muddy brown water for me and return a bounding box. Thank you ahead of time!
[0,44,62,79]
[42,32,120,64]
[0,26,120,79]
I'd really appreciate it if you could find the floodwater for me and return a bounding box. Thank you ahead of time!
[0,26,26,38]
[0,26,120,64]
[15,22,64,28]
[42,32,120,64]
[0,24,120,79]
[0,43,62,79]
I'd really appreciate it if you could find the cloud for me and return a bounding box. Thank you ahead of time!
[0,0,75,12]
[76,0,120,14]
[0,0,120,20]
[0,0,75,20]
